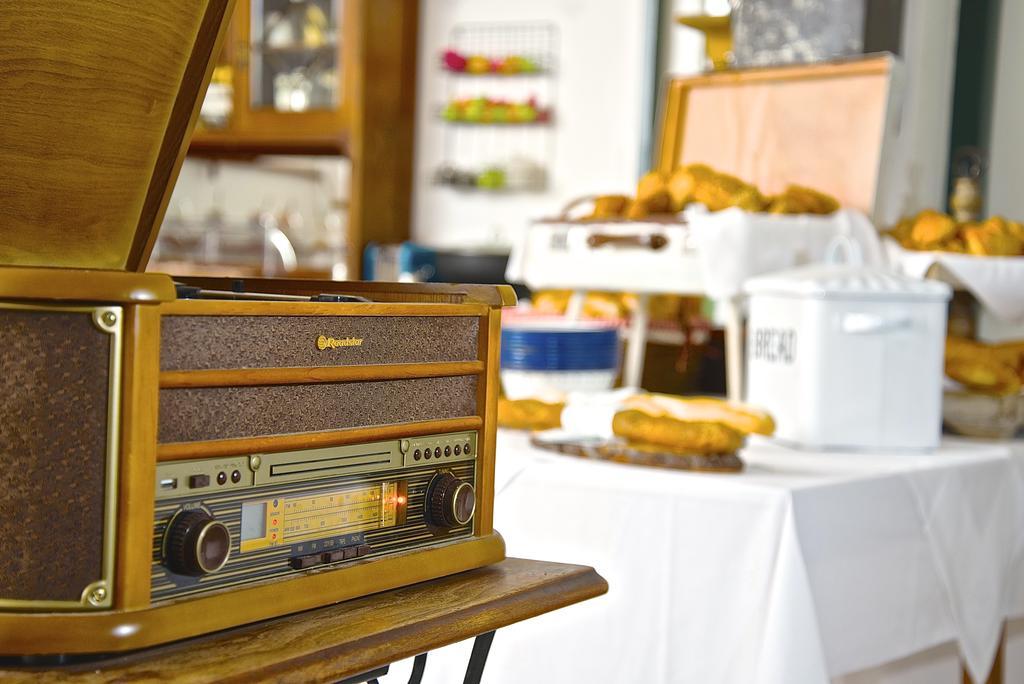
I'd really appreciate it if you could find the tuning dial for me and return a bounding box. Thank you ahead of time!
[425,473,476,528]
[163,509,232,576]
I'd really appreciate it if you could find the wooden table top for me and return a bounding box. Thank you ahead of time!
[0,558,607,683]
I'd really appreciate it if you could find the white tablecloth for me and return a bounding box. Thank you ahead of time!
[394,432,1024,684]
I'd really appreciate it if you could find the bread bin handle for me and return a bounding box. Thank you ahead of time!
[841,312,912,334]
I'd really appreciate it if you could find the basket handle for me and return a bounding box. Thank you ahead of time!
[558,195,599,220]
[586,233,668,250]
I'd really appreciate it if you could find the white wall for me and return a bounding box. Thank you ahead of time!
[986,0,1024,217]
[412,0,657,249]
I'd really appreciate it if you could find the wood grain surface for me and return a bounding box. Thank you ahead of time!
[345,0,420,277]
[159,361,486,388]
[156,416,484,460]
[0,0,233,271]
[114,306,161,609]
[0,267,175,304]
[169,276,518,308]
[0,558,607,683]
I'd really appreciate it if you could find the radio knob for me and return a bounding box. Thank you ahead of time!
[425,473,476,528]
[163,509,232,577]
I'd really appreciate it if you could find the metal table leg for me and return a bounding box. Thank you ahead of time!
[407,653,428,684]
[463,631,496,684]
[348,630,495,684]
[337,665,390,684]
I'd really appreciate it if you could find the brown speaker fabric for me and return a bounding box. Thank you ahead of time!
[0,309,110,602]
[158,376,479,443]
[160,316,480,371]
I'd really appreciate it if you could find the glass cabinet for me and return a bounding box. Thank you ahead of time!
[193,0,347,153]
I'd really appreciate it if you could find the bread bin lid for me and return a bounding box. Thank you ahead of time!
[744,263,952,301]
[654,54,901,224]
[0,0,234,272]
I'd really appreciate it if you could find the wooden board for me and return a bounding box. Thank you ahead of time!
[531,434,744,473]
[0,558,607,683]
[0,1,234,272]
[655,55,899,222]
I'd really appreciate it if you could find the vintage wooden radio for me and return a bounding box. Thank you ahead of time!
[0,1,512,654]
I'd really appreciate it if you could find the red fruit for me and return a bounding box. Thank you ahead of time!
[442,49,467,71]
[490,59,503,72]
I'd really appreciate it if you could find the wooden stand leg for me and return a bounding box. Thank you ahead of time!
[623,293,650,389]
[721,296,744,401]
[566,290,587,320]
[962,622,1004,684]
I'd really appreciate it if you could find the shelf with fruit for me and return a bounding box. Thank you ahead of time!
[434,159,547,193]
[441,49,547,75]
[440,97,552,125]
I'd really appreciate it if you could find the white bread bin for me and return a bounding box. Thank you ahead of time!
[744,262,952,451]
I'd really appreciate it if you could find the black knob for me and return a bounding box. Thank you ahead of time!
[425,473,476,528]
[164,509,232,576]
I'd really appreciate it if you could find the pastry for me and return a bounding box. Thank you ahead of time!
[888,211,1024,255]
[692,168,766,212]
[621,393,775,436]
[612,409,745,454]
[962,218,1023,256]
[636,171,672,213]
[910,210,958,249]
[945,358,1021,395]
[497,398,565,431]
[586,194,631,220]
[624,198,650,220]
[667,164,711,211]
[767,184,840,215]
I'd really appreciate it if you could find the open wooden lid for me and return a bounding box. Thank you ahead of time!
[0,0,234,272]
[654,55,901,222]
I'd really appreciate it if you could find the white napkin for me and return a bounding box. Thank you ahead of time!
[885,238,1024,322]
[686,207,884,300]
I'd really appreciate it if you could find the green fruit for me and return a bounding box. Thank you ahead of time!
[441,103,459,121]
[490,104,509,123]
[512,104,536,122]
[463,100,485,122]
[477,168,506,189]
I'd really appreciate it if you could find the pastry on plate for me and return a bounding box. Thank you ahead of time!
[620,393,775,436]
[611,409,746,455]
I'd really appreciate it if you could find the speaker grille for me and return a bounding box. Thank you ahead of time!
[0,308,113,603]
[158,375,479,443]
[160,315,480,371]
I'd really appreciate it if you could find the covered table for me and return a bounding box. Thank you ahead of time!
[403,431,1023,683]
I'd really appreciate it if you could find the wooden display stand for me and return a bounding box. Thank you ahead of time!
[510,55,901,399]
[0,558,607,683]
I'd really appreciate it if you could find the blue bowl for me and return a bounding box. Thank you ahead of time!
[501,323,620,371]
